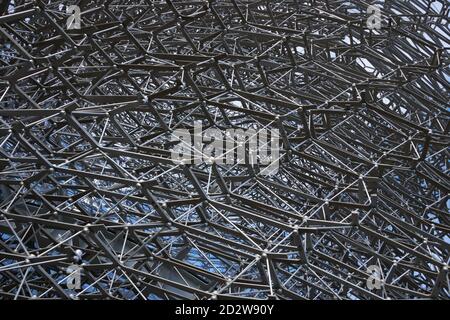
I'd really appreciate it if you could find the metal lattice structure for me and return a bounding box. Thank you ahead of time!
[0,0,449,300]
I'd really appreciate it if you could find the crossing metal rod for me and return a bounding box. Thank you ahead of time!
[0,0,448,300]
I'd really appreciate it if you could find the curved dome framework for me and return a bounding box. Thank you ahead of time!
[0,0,449,300]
